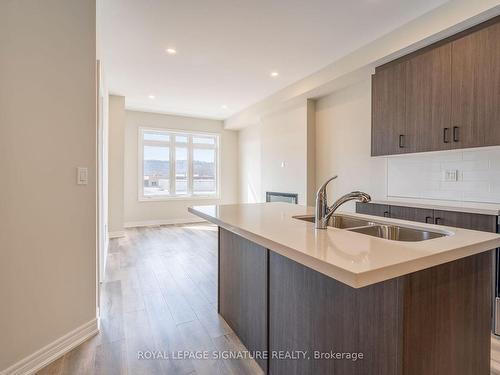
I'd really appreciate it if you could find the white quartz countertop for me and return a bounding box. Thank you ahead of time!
[370,198,500,216]
[189,203,500,288]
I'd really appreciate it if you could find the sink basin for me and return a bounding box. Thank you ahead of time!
[294,214,447,241]
[293,214,372,229]
[348,224,446,242]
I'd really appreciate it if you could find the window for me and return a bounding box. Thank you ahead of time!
[139,128,219,199]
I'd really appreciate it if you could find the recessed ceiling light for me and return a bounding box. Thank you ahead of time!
[270,71,279,77]
[166,48,177,55]
[221,105,228,110]
[148,95,156,99]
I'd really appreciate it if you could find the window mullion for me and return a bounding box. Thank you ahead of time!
[170,141,175,196]
[188,135,193,195]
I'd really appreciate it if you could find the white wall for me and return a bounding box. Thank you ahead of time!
[237,101,316,205]
[0,0,97,371]
[124,110,238,226]
[315,78,387,211]
[387,147,500,203]
[238,123,263,203]
[261,103,308,205]
[108,95,125,235]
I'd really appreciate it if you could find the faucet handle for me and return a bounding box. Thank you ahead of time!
[317,175,338,194]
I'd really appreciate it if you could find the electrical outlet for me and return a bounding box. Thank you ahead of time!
[443,169,458,182]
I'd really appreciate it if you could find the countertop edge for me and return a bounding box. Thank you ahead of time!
[188,206,359,287]
[188,206,500,289]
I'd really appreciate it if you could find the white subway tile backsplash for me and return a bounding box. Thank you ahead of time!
[461,170,491,181]
[441,160,490,171]
[387,146,500,204]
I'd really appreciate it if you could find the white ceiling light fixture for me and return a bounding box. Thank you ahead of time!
[148,95,156,99]
[166,48,177,55]
[270,71,279,78]
[221,105,228,110]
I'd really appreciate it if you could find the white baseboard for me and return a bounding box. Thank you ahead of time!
[124,218,206,228]
[1,318,99,375]
[108,230,126,239]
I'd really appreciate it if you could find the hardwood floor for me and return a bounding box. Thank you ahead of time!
[492,336,500,374]
[36,224,263,375]
[34,223,500,374]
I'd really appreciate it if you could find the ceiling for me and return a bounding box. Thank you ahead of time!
[100,0,448,120]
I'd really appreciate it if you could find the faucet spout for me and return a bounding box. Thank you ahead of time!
[315,176,371,229]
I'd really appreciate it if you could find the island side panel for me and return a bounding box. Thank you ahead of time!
[269,251,403,375]
[219,227,268,372]
[402,251,492,375]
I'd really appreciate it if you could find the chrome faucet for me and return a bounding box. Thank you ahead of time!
[315,175,371,229]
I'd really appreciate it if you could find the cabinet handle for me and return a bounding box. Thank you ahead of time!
[383,211,390,218]
[425,216,432,224]
[443,128,450,143]
[453,126,459,142]
[435,217,442,225]
[399,134,405,148]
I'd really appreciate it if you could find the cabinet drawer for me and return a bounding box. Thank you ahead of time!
[390,205,434,224]
[356,202,390,218]
[433,210,497,233]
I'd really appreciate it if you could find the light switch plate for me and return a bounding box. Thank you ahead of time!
[77,167,88,185]
[443,169,458,182]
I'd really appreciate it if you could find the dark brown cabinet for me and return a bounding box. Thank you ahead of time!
[218,228,268,372]
[451,21,500,149]
[269,251,402,375]
[372,16,500,156]
[356,203,497,233]
[219,226,494,375]
[357,203,434,224]
[372,62,407,156]
[405,44,452,153]
[390,205,434,224]
[356,202,390,217]
[433,210,497,232]
[268,248,491,375]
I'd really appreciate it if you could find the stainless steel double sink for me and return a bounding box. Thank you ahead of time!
[293,214,447,242]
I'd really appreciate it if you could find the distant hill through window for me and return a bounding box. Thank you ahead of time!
[144,160,215,178]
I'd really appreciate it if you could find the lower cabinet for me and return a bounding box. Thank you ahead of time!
[269,252,401,375]
[219,227,492,375]
[389,205,434,223]
[433,210,497,232]
[356,203,497,232]
[356,202,390,217]
[218,228,268,372]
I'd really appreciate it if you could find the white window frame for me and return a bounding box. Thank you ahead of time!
[138,127,220,201]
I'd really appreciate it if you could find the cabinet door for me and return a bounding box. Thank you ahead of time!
[371,62,407,156]
[219,228,268,372]
[269,251,401,375]
[433,210,497,233]
[451,21,500,148]
[356,202,390,218]
[390,205,434,224]
[405,44,452,152]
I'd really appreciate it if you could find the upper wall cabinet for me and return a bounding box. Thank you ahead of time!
[372,62,407,156]
[371,17,500,156]
[405,44,452,153]
[451,21,500,149]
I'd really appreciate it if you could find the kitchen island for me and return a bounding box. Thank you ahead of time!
[189,203,500,375]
